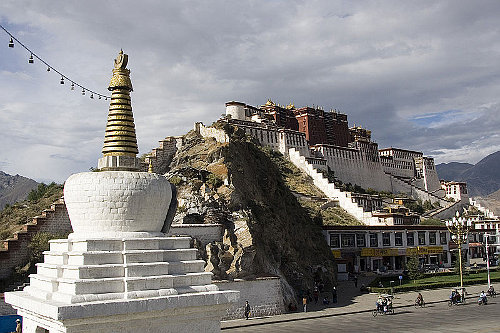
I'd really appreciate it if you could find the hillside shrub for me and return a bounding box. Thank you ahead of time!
[27,182,58,202]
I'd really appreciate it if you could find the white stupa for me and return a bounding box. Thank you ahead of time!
[6,50,238,333]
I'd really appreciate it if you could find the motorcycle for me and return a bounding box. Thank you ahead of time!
[478,296,488,305]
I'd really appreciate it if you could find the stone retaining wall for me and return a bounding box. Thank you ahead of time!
[215,277,284,320]
[195,122,229,144]
[167,223,223,244]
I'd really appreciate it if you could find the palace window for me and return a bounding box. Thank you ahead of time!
[382,233,391,247]
[418,232,426,245]
[407,232,415,246]
[440,232,447,245]
[395,232,403,246]
[429,232,437,245]
[330,233,340,248]
[356,234,366,247]
[341,234,355,248]
[369,233,379,247]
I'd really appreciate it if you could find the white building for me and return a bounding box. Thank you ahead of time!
[441,181,468,202]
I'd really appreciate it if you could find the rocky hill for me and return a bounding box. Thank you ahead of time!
[436,151,500,197]
[474,189,500,218]
[166,125,338,303]
[0,171,38,210]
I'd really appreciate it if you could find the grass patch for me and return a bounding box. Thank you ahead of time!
[262,148,326,198]
[299,199,362,226]
[370,268,500,293]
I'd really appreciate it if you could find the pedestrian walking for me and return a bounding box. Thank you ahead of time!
[15,319,21,333]
[332,287,337,303]
[313,286,319,304]
[244,300,251,320]
[302,296,307,312]
[354,275,358,288]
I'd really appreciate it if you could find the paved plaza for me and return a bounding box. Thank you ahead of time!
[222,280,499,332]
[223,298,500,332]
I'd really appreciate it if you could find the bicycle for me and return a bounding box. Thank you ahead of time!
[414,299,425,308]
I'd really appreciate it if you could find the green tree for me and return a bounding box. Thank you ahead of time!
[404,200,424,214]
[423,200,434,211]
[28,232,66,264]
[406,254,422,281]
[420,218,443,226]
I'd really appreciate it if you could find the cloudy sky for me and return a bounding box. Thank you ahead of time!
[1,1,499,183]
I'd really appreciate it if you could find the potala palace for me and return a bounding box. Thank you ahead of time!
[190,100,467,226]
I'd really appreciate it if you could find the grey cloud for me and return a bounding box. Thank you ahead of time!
[1,1,500,181]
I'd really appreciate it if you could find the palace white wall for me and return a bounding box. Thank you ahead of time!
[314,145,392,192]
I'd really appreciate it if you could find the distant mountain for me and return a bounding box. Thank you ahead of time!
[436,151,500,197]
[0,171,39,209]
[436,162,473,181]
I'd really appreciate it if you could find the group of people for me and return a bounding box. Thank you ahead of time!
[375,295,393,313]
[478,285,495,305]
[449,288,463,304]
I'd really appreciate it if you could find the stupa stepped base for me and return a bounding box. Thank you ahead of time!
[6,290,236,333]
[5,236,238,333]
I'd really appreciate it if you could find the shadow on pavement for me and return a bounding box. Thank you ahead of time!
[390,310,413,315]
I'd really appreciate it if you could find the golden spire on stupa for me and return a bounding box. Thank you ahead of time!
[102,49,138,157]
[97,50,141,171]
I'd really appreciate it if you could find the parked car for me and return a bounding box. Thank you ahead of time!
[423,264,439,273]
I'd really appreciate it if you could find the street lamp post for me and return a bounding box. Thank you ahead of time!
[445,211,472,300]
[484,233,491,289]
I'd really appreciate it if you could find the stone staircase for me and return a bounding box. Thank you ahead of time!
[143,136,181,174]
[388,174,445,204]
[0,198,72,280]
[288,148,380,225]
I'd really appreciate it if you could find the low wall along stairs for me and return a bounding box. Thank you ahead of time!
[288,148,381,225]
[0,198,72,281]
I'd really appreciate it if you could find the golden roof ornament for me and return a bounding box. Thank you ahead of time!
[97,50,140,171]
[109,49,133,91]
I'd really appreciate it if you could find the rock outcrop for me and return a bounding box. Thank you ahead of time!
[166,126,336,304]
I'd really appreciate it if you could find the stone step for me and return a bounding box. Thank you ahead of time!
[36,262,175,279]
[61,237,192,253]
[175,284,219,295]
[126,249,198,263]
[57,277,125,295]
[29,274,58,293]
[50,287,179,304]
[168,260,206,274]
[29,271,211,297]
[50,248,198,266]
[35,259,205,280]
[172,272,213,288]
